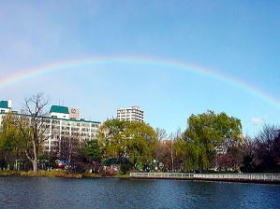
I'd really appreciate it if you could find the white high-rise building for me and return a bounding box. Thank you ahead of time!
[117,106,144,122]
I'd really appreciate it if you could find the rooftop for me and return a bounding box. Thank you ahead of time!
[0,101,9,109]
[118,106,143,111]
[50,105,69,114]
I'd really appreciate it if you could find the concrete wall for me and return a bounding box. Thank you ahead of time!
[130,172,280,183]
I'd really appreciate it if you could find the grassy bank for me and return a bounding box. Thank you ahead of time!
[0,170,130,179]
[0,170,83,178]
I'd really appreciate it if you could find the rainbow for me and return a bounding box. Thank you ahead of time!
[1,56,280,109]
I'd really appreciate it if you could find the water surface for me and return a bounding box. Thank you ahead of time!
[0,177,279,209]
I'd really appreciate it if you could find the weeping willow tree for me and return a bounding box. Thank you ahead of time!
[97,119,157,169]
[124,121,157,168]
[97,119,127,159]
[175,110,242,172]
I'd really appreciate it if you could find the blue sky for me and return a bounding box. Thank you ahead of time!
[0,0,280,137]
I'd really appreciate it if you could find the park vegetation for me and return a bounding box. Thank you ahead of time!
[0,94,280,175]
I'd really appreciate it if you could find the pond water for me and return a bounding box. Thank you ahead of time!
[0,177,279,209]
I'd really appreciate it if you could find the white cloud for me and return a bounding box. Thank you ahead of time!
[251,117,263,126]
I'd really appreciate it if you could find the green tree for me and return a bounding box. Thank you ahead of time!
[80,139,102,163]
[176,110,242,171]
[97,119,157,170]
[98,119,127,159]
[125,121,157,169]
[0,113,25,170]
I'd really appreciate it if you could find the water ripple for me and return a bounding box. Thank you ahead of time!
[0,177,279,209]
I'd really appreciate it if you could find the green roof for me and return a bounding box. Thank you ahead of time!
[0,101,9,109]
[50,105,69,114]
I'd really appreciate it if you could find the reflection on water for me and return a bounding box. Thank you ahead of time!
[0,177,279,209]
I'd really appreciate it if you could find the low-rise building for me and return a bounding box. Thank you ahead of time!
[43,105,100,155]
[0,101,100,158]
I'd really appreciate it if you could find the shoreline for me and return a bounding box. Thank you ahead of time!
[1,171,280,184]
[130,176,280,185]
[0,170,130,179]
[130,172,280,185]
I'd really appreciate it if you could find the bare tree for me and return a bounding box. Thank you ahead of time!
[17,93,48,172]
[253,124,280,171]
[168,129,181,172]
[156,128,168,140]
[60,135,81,163]
[256,124,278,143]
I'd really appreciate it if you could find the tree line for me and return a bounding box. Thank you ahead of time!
[0,94,279,173]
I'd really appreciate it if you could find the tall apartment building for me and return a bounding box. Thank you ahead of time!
[0,101,100,158]
[117,106,144,122]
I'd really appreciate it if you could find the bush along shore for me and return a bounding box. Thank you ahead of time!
[0,170,130,179]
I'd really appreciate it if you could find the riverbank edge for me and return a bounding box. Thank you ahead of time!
[130,172,280,184]
[1,171,280,184]
[0,170,130,179]
[130,176,280,184]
